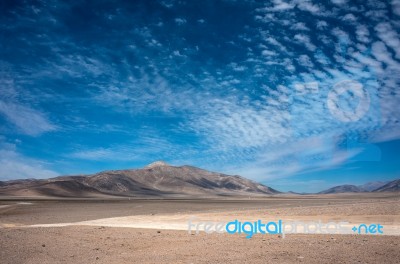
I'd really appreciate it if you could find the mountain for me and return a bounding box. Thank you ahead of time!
[358,181,388,192]
[318,185,367,194]
[318,179,400,194]
[0,161,279,198]
[285,191,309,195]
[372,179,400,192]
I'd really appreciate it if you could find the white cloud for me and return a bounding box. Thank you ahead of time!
[342,13,357,22]
[69,135,182,162]
[175,18,187,25]
[295,0,321,14]
[70,148,132,161]
[331,0,348,5]
[298,54,314,68]
[261,49,277,56]
[161,0,175,8]
[222,136,363,181]
[392,0,400,16]
[294,34,316,51]
[0,140,58,180]
[371,41,398,67]
[0,102,57,136]
[316,20,328,30]
[269,0,295,11]
[375,22,400,59]
[0,78,57,136]
[371,125,400,143]
[355,24,370,43]
[291,22,310,31]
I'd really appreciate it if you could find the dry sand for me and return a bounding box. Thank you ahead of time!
[0,193,399,263]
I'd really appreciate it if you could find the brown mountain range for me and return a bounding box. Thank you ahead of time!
[318,179,400,194]
[0,161,279,198]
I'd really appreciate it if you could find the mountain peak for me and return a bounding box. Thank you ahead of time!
[145,161,170,168]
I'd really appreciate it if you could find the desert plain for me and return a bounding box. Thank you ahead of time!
[0,193,399,264]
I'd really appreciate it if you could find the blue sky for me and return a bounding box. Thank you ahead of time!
[1,0,400,192]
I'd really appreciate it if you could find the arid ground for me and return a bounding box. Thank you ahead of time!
[1,193,399,263]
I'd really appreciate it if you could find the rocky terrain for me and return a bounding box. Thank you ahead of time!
[374,179,400,192]
[0,161,279,197]
[319,179,399,194]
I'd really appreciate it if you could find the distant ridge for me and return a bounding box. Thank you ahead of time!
[318,179,399,194]
[318,185,366,194]
[373,179,400,192]
[358,181,388,192]
[0,162,280,198]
